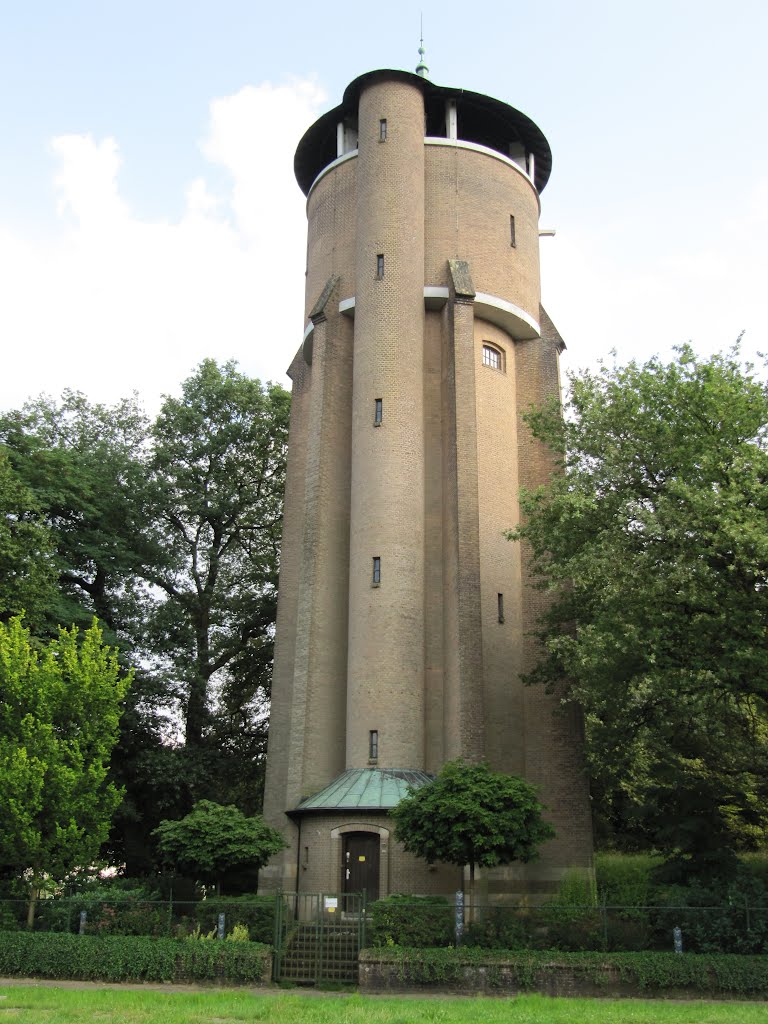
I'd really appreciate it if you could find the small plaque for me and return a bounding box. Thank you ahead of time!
[324,897,338,911]
[358,855,366,862]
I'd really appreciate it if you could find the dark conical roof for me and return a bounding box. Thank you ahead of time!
[294,69,552,196]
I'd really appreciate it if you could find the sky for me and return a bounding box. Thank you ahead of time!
[0,0,766,415]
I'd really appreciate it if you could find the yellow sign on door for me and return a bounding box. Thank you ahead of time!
[358,855,366,862]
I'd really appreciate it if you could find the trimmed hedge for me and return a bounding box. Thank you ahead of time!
[0,931,271,985]
[360,946,768,997]
[367,895,453,947]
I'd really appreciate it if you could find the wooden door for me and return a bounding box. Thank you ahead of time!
[342,832,380,900]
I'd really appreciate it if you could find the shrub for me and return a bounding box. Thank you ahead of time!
[463,906,534,949]
[649,872,768,955]
[367,895,453,948]
[595,852,661,908]
[0,900,20,931]
[34,884,169,937]
[191,895,275,943]
[0,931,271,984]
[529,869,603,952]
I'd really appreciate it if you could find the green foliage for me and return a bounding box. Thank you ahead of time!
[650,871,768,955]
[595,852,661,908]
[33,883,168,937]
[0,448,57,632]
[0,888,276,942]
[153,801,286,893]
[0,930,271,984]
[362,946,768,996]
[368,895,453,947]
[509,346,768,867]
[0,616,131,923]
[462,907,534,949]
[114,361,290,874]
[0,364,290,877]
[555,868,598,907]
[185,923,218,941]
[146,359,290,752]
[391,760,554,879]
[190,894,275,944]
[537,871,603,951]
[595,853,768,954]
[0,391,156,639]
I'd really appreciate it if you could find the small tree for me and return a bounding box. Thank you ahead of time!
[391,760,554,900]
[0,615,131,927]
[153,800,286,895]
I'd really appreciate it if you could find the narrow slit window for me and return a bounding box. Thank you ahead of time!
[510,215,516,247]
[374,398,383,426]
[498,593,505,624]
[369,730,379,760]
[376,254,384,278]
[379,118,387,142]
[482,343,503,371]
[372,556,381,585]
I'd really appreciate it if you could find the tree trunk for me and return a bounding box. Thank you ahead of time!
[26,885,39,930]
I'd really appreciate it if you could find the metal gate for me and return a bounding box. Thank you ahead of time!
[273,891,367,984]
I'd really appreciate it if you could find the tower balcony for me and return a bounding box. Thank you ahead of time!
[294,69,552,199]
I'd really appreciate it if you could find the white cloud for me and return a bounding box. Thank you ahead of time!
[52,135,129,229]
[544,178,768,384]
[0,77,327,415]
[2,76,763,419]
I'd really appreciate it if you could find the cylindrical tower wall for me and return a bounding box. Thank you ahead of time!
[305,158,357,316]
[473,318,525,776]
[346,79,426,770]
[424,145,541,315]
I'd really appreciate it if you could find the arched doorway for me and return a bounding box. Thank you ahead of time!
[342,831,380,900]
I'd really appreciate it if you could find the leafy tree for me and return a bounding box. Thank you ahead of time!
[153,800,286,894]
[391,760,554,896]
[0,363,290,873]
[144,360,290,752]
[509,345,768,876]
[0,391,178,873]
[112,362,288,872]
[0,615,131,926]
[0,391,157,640]
[0,449,57,632]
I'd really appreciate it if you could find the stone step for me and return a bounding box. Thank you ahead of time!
[277,918,362,983]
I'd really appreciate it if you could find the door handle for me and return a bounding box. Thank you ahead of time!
[345,869,350,880]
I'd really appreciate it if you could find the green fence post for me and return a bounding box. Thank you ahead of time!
[273,891,283,981]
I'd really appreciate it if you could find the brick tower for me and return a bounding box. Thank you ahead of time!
[259,62,593,900]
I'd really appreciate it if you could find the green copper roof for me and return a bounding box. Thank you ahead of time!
[291,768,434,815]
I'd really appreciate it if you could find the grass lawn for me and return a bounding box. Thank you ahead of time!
[1,986,768,1023]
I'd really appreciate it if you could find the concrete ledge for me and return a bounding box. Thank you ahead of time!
[359,950,768,1001]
